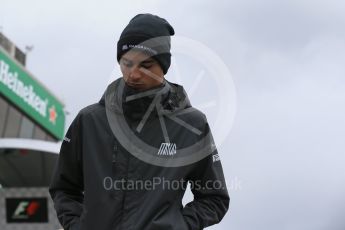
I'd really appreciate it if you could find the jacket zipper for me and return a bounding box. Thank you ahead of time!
[120,148,130,229]
[112,144,117,163]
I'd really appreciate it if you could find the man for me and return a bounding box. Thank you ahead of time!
[49,13,229,230]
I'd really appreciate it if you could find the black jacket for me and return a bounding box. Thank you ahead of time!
[49,78,229,230]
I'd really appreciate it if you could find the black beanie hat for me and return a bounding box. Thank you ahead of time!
[117,13,175,74]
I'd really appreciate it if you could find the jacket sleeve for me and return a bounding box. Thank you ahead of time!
[49,113,84,230]
[182,123,230,230]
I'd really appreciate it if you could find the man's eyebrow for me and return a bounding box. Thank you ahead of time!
[121,57,131,62]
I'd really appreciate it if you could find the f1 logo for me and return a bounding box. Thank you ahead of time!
[13,201,40,219]
[6,198,48,223]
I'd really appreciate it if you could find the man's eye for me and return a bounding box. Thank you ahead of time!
[122,61,132,67]
[141,64,152,69]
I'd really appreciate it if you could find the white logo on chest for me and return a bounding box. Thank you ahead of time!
[157,143,177,156]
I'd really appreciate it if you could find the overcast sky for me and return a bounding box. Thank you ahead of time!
[1,0,345,229]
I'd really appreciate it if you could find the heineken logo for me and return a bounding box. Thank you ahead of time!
[0,60,55,124]
[0,48,65,139]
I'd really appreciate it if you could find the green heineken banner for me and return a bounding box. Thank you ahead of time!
[0,48,65,140]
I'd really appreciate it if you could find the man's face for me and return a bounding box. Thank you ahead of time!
[120,50,164,91]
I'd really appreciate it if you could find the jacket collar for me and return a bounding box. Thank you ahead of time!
[99,78,191,121]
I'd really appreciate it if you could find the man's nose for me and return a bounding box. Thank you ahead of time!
[128,66,142,81]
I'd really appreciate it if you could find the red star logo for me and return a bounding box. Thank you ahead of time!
[49,105,57,124]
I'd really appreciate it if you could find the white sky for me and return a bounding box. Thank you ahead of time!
[1,0,345,229]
